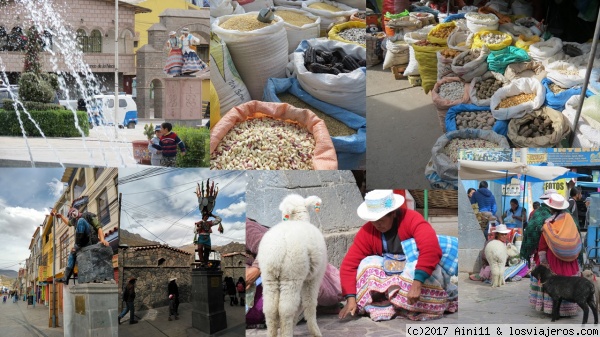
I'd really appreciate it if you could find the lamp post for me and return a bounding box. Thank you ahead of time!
[52,212,57,328]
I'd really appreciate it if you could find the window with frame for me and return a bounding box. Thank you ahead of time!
[73,169,86,199]
[94,168,105,180]
[76,29,88,52]
[97,189,110,225]
[59,232,69,269]
[89,30,101,53]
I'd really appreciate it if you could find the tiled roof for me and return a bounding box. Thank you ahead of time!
[128,244,191,255]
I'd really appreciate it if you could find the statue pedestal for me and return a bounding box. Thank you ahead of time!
[192,269,227,334]
[164,76,203,127]
[68,283,118,337]
[76,244,114,283]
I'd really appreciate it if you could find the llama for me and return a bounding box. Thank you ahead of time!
[531,265,598,324]
[484,240,511,287]
[582,270,600,312]
[257,194,328,337]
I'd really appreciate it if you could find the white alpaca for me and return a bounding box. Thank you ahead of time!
[484,240,509,287]
[257,194,328,337]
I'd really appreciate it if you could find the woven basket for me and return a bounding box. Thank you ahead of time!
[409,190,458,209]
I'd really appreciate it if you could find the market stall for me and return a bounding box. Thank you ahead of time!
[368,0,600,189]
[210,0,366,170]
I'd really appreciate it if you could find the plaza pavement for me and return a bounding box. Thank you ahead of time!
[118,302,245,337]
[0,297,64,337]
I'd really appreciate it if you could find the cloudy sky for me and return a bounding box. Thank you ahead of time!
[119,168,247,248]
[0,168,66,272]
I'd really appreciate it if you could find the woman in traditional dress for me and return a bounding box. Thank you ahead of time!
[528,193,583,317]
[164,31,183,76]
[339,190,458,322]
[180,28,208,75]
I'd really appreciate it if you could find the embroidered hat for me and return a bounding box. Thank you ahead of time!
[169,31,177,36]
[540,189,558,200]
[543,194,570,210]
[492,224,511,234]
[357,190,404,222]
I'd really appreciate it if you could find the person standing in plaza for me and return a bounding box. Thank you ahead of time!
[168,278,179,321]
[119,277,139,325]
[236,277,246,307]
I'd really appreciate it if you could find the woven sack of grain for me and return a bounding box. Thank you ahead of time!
[302,0,358,36]
[275,7,321,53]
[209,33,251,114]
[210,100,338,169]
[263,77,366,169]
[507,106,570,148]
[212,13,289,100]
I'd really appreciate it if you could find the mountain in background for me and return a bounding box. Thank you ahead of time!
[120,229,160,247]
[0,269,18,279]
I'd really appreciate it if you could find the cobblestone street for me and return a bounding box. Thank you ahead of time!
[0,298,64,337]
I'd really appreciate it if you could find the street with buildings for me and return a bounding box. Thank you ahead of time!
[3,167,119,334]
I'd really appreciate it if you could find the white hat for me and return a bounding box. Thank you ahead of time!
[357,190,404,222]
[169,31,177,36]
[540,189,558,200]
[543,194,569,210]
[181,28,189,33]
[492,224,511,234]
[169,277,177,282]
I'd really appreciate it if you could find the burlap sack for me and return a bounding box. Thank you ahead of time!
[210,100,338,170]
[431,77,471,132]
[507,106,571,148]
[504,61,546,82]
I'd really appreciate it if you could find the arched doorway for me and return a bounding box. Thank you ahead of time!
[150,78,164,119]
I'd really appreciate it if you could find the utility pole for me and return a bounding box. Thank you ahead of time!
[114,0,119,139]
[52,213,57,328]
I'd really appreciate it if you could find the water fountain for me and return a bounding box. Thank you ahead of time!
[0,0,141,167]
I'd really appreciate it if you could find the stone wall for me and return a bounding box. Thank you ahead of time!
[221,253,246,281]
[246,171,365,269]
[120,246,193,311]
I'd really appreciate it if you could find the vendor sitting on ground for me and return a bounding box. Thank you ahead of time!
[469,224,511,283]
[339,190,458,322]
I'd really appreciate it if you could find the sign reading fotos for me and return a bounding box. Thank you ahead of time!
[458,148,513,162]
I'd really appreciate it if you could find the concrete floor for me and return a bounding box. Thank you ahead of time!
[366,62,444,190]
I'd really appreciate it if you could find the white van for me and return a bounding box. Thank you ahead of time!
[94,94,138,129]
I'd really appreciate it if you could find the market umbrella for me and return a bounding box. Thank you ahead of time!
[458,160,571,181]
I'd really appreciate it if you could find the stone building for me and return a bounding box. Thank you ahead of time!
[119,244,193,311]
[221,252,247,281]
[135,8,209,118]
[0,0,150,94]
[246,171,365,269]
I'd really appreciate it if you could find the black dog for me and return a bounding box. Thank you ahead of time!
[531,265,598,325]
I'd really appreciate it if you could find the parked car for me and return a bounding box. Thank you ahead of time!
[95,94,138,129]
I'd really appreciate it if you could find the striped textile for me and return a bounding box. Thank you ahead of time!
[182,51,207,74]
[402,235,459,276]
[529,277,579,316]
[164,48,183,75]
[355,255,457,322]
[504,260,527,280]
[542,213,582,262]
